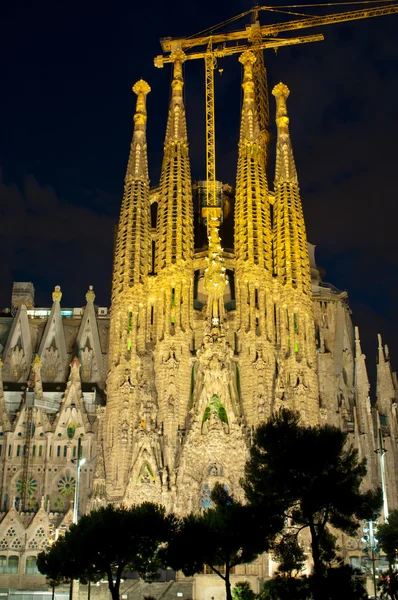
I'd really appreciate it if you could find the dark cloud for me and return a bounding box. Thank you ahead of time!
[0,173,115,307]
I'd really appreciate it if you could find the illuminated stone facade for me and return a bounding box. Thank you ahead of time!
[0,51,397,589]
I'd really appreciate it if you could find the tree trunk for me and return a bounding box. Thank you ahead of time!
[109,581,120,600]
[225,564,232,600]
[308,521,323,600]
[107,570,120,600]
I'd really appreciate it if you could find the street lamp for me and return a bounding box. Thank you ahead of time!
[72,437,86,524]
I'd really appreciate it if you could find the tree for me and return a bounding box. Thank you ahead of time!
[38,503,176,600]
[232,581,257,600]
[271,532,306,578]
[377,510,398,600]
[243,409,382,599]
[165,483,281,600]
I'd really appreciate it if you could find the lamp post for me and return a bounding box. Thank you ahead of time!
[73,437,86,524]
[70,437,86,600]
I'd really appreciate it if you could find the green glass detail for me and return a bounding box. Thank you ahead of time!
[67,423,75,439]
[189,366,195,408]
[171,317,175,324]
[58,475,76,496]
[202,406,211,425]
[127,338,132,351]
[294,341,299,353]
[54,496,64,509]
[202,394,229,426]
[16,477,37,497]
[138,463,155,483]
[236,365,241,402]
[293,312,299,334]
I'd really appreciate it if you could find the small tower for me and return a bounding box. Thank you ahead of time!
[105,80,152,502]
[272,82,319,424]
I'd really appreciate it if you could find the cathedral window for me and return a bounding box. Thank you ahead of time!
[189,365,195,409]
[38,445,42,457]
[0,556,6,574]
[202,395,229,427]
[171,288,175,308]
[63,446,67,458]
[57,446,61,457]
[8,446,11,457]
[26,556,38,575]
[8,556,19,574]
[200,483,212,509]
[58,475,76,496]
[32,445,36,457]
[49,446,52,458]
[294,342,299,353]
[67,423,75,439]
[0,445,2,457]
[236,365,242,402]
[294,312,299,334]
[16,446,20,457]
[137,463,155,484]
[128,311,133,333]
[73,445,76,458]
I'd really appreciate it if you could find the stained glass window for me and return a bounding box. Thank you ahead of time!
[200,484,212,509]
[58,475,76,496]
[67,423,75,439]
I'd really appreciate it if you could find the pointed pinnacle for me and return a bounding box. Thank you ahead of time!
[132,79,151,97]
[272,82,290,100]
[85,285,96,303]
[239,50,256,67]
[52,285,62,302]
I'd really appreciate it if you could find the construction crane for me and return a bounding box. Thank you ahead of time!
[154,1,398,229]
[155,33,325,224]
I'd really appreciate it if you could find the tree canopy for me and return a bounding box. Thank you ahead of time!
[37,503,176,600]
[165,483,280,600]
[243,409,382,598]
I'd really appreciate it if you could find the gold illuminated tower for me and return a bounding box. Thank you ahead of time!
[105,79,152,501]
[272,82,319,424]
[153,48,195,478]
[234,51,274,427]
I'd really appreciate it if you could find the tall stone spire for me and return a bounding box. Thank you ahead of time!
[152,50,194,484]
[234,51,274,428]
[235,51,272,282]
[272,82,310,296]
[272,82,318,425]
[109,79,151,367]
[105,80,152,502]
[154,49,194,341]
[155,49,194,274]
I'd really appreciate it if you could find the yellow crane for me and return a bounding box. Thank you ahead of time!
[154,1,398,225]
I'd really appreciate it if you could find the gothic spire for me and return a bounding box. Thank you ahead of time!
[155,49,194,273]
[111,80,151,303]
[235,50,272,276]
[272,82,311,296]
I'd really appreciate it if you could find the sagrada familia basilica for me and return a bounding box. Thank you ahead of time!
[0,42,397,595]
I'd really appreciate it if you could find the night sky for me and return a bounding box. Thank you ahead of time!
[1,0,398,389]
